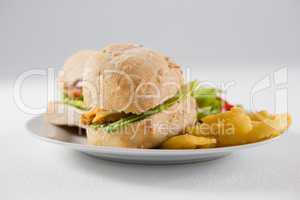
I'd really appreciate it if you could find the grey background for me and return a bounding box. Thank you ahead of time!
[1,1,300,200]
[1,0,300,79]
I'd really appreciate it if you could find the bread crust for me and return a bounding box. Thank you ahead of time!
[83,43,183,114]
[86,97,197,148]
[45,101,86,128]
[59,50,97,87]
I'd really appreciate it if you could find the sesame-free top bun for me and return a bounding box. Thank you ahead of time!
[59,50,97,86]
[83,43,183,114]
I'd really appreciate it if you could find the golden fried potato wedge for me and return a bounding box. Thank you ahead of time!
[201,107,253,135]
[161,135,216,149]
[248,110,273,121]
[246,113,292,143]
[186,123,214,137]
[245,121,279,143]
[263,113,292,133]
[186,108,291,147]
[200,107,253,146]
[248,111,291,132]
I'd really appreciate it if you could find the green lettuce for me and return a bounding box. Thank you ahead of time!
[92,81,199,133]
[63,94,87,110]
[192,87,222,120]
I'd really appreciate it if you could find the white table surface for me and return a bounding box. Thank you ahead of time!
[1,65,299,200]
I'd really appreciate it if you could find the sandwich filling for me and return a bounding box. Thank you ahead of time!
[80,81,222,133]
[63,80,86,110]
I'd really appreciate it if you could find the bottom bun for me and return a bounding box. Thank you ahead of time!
[45,101,86,128]
[86,97,197,148]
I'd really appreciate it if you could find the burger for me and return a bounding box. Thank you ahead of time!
[45,50,96,127]
[80,43,197,148]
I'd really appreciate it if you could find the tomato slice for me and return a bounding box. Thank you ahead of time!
[223,101,234,111]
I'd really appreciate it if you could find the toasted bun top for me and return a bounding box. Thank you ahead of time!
[83,43,183,114]
[59,50,97,87]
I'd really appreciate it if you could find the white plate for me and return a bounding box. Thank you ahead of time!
[27,115,283,165]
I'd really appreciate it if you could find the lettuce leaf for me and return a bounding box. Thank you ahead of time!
[63,94,87,110]
[92,81,198,133]
[192,86,222,120]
